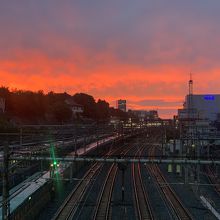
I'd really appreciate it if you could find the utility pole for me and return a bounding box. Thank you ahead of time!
[185,74,194,184]
[2,140,10,220]
[196,131,200,183]
[163,122,167,156]
[20,127,23,148]
[84,134,86,154]
[118,162,127,202]
[179,122,183,177]
[74,123,78,156]
[73,125,78,178]
[130,118,133,134]
[121,168,125,202]
[161,121,164,156]
[74,136,77,156]
[96,126,99,148]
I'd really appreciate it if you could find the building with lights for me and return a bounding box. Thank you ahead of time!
[128,110,158,120]
[116,99,126,112]
[178,94,220,121]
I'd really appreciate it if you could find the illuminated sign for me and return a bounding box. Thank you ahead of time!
[204,95,215,100]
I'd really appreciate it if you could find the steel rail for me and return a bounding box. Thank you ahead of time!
[52,143,129,220]
[132,147,154,220]
[92,164,117,220]
[93,146,134,220]
[147,147,193,220]
[52,162,101,220]
[206,166,220,196]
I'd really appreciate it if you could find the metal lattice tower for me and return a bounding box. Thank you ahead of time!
[188,73,193,117]
[187,73,196,155]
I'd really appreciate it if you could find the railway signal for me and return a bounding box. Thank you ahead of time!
[50,161,60,168]
[50,161,60,177]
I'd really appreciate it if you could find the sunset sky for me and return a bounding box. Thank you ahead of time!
[1,1,220,118]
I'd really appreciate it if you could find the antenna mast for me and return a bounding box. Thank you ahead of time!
[188,73,193,118]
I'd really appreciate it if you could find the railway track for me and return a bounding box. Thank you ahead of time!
[93,146,134,220]
[92,164,117,220]
[52,162,101,220]
[132,147,154,220]
[147,146,193,220]
[52,143,130,220]
[206,166,220,195]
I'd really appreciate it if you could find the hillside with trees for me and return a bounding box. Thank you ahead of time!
[0,87,127,125]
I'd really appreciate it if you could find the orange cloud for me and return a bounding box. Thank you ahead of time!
[1,50,220,119]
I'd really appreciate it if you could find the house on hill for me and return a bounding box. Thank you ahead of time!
[65,98,84,118]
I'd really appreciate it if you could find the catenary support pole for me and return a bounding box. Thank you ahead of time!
[2,141,10,220]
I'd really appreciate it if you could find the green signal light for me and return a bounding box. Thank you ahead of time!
[53,161,57,165]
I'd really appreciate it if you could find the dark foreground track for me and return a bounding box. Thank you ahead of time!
[147,146,193,220]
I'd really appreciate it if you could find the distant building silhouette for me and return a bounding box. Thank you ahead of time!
[116,99,126,112]
[128,110,158,120]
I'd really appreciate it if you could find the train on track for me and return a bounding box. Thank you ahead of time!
[0,172,53,220]
[1,134,123,219]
